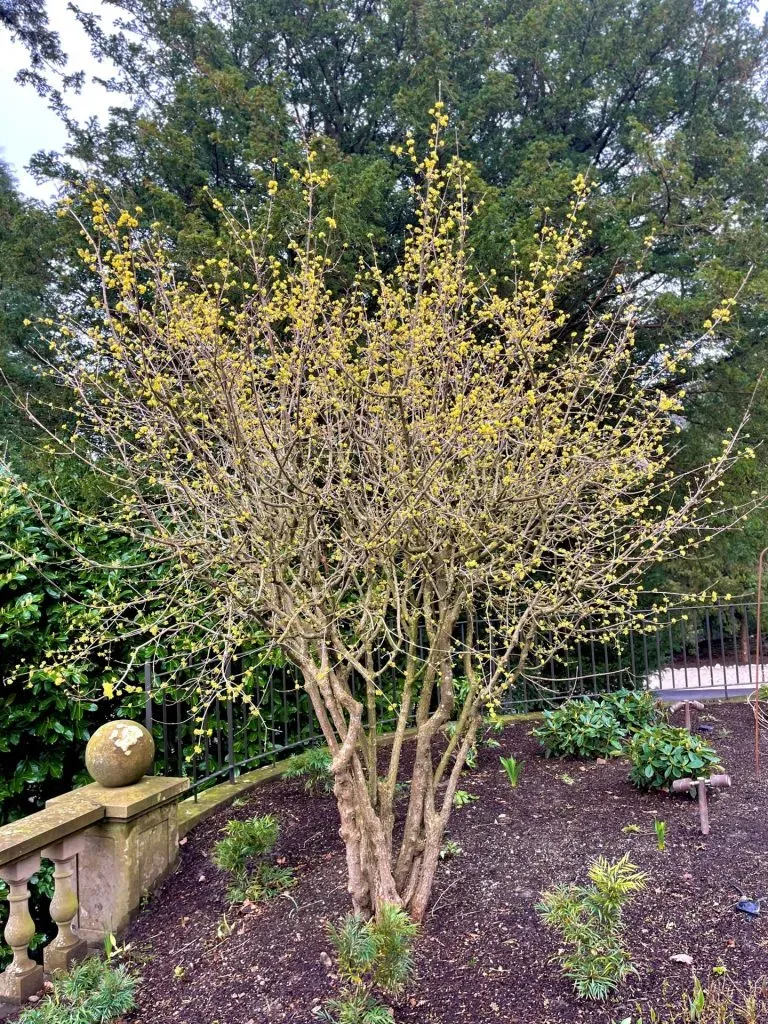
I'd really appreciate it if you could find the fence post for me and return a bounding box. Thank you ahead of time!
[144,660,153,732]
[225,655,236,784]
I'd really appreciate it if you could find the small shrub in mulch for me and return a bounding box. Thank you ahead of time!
[15,957,136,1024]
[314,903,418,1023]
[282,747,334,795]
[537,854,647,1000]
[534,691,660,761]
[211,813,294,904]
[534,699,628,759]
[627,724,722,791]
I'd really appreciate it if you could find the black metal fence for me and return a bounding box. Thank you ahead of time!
[506,600,765,705]
[141,655,321,798]
[141,600,767,797]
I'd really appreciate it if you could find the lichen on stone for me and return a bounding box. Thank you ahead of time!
[111,724,144,755]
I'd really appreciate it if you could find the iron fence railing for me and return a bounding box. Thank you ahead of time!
[140,600,767,797]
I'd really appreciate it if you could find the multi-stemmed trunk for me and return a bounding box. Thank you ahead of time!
[327,711,480,922]
[291,616,484,921]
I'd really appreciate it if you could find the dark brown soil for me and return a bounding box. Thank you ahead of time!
[124,702,768,1024]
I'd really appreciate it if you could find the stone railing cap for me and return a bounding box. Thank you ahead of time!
[0,798,105,870]
[47,775,189,821]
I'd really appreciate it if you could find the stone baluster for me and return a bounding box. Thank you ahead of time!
[0,853,45,1003]
[42,837,87,973]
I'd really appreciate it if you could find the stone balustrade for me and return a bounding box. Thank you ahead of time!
[0,721,188,1008]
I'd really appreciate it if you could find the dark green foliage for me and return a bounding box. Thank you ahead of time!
[537,855,646,1000]
[317,904,418,1023]
[211,814,293,904]
[0,477,144,824]
[0,163,68,475]
[534,691,662,760]
[600,690,660,733]
[282,746,334,795]
[0,473,293,822]
[212,815,279,875]
[533,700,628,760]
[628,725,722,791]
[15,957,137,1024]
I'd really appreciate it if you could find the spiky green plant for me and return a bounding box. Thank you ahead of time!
[538,855,646,1000]
[315,904,418,1023]
[212,814,278,875]
[282,747,334,795]
[627,975,768,1022]
[16,957,137,1024]
[654,819,667,852]
[499,755,523,787]
[212,814,293,903]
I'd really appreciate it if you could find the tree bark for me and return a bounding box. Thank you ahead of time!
[293,617,478,922]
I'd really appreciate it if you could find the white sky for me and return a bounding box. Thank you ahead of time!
[0,0,119,198]
[1,0,768,200]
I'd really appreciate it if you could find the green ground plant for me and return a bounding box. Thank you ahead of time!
[282,746,334,795]
[452,790,478,809]
[15,957,137,1024]
[654,819,667,852]
[439,839,463,860]
[211,814,294,904]
[628,725,721,791]
[619,975,768,1022]
[538,855,646,1000]
[499,756,523,787]
[315,903,418,1023]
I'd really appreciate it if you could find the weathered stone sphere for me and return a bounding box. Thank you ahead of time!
[86,720,155,787]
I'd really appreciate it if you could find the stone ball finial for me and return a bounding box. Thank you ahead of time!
[85,720,155,788]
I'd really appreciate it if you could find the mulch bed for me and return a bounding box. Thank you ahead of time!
[123,702,768,1024]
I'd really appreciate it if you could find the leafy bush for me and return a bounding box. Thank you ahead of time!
[212,814,294,903]
[315,903,418,1023]
[533,700,627,759]
[16,957,137,1024]
[628,724,721,791]
[537,855,646,1000]
[282,746,334,794]
[601,689,660,732]
[0,479,137,825]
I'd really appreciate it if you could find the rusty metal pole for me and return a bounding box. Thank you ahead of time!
[755,547,768,778]
[697,779,709,836]
[672,774,730,834]
[668,700,704,732]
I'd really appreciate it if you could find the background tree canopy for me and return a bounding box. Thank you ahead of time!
[3,0,768,578]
